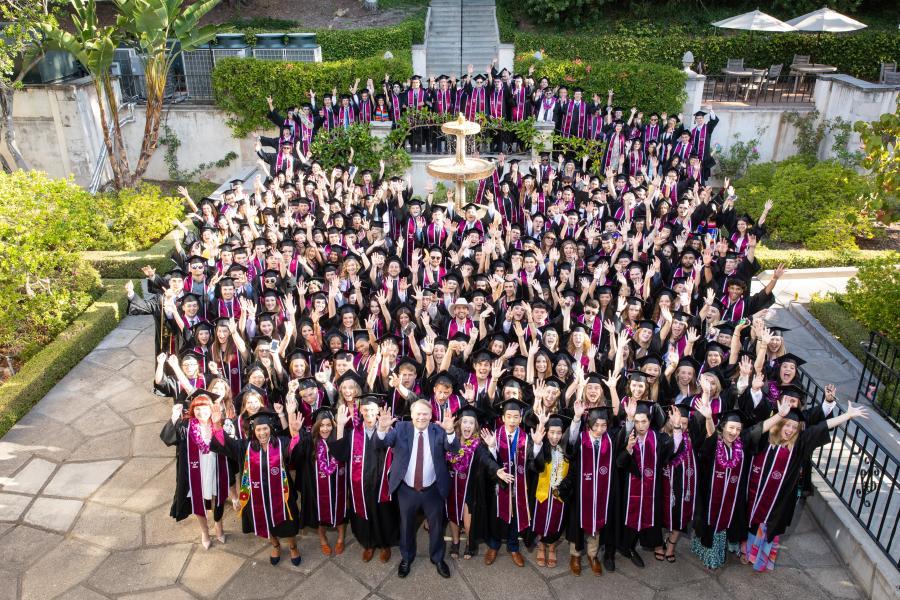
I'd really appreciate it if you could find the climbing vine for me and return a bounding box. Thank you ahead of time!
[159,125,238,181]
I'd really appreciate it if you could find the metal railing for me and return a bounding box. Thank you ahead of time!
[703,74,816,104]
[798,367,900,568]
[88,102,135,193]
[857,331,900,430]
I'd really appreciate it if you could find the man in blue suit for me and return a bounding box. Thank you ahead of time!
[376,399,459,578]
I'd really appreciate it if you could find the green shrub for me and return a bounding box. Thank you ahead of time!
[212,55,414,137]
[514,30,900,80]
[734,158,874,250]
[514,55,687,116]
[843,256,900,342]
[310,123,411,178]
[753,246,894,270]
[807,294,870,364]
[108,185,184,251]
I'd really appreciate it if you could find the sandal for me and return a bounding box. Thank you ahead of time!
[664,537,676,563]
[463,544,476,560]
[270,542,282,566]
[289,544,302,567]
[654,548,666,561]
[547,544,557,568]
[334,540,345,555]
[450,542,460,559]
[320,541,332,556]
[536,543,546,567]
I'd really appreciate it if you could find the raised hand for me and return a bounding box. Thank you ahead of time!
[440,408,456,434]
[531,423,546,446]
[845,401,868,420]
[480,427,497,448]
[377,406,396,432]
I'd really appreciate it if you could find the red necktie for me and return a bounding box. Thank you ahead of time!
[414,431,424,491]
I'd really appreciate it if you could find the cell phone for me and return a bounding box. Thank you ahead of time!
[269,340,280,352]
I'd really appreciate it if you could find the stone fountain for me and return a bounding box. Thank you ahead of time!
[425,113,496,208]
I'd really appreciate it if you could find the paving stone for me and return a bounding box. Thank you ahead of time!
[72,406,131,437]
[133,422,176,457]
[86,348,136,371]
[520,540,572,577]
[123,401,171,426]
[2,414,86,462]
[21,538,109,600]
[612,545,707,590]
[0,492,32,521]
[289,561,368,600]
[91,457,171,506]
[121,461,177,513]
[43,460,122,498]
[549,569,655,600]
[106,385,163,413]
[118,315,154,330]
[0,442,31,478]
[145,502,200,546]
[180,547,247,598]
[377,557,475,600]
[777,531,842,568]
[716,565,832,600]
[0,569,17,600]
[654,578,732,600]
[456,550,553,600]
[0,457,56,494]
[60,585,110,600]
[216,558,305,599]
[806,566,864,599]
[31,387,105,425]
[330,540,396,589]
[24,497,83,532]
[94,327,140,350]
[67,429,134,462]
[72,502,143,550]
[0,525,63,572]
[117,358,158,384]
[87,544,192,595]
[119,588,196,600]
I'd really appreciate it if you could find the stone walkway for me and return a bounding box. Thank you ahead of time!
[0,314,865,599]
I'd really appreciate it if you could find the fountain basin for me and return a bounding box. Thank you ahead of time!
[426,157,496,182]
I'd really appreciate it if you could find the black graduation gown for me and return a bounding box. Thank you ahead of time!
[615,427,676,548]
[663,414,708,533]
[328,427,399,549]
[210,431,303,538]
[455,443,502,552]
[160,419,226,522]
[297,433,348,528]
[693,422,764,548]
[745,422,831,541]
[563,421,623,554]
[486,430,538,544]
[525,439,571,545]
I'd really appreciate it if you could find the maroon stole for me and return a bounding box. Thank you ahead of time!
[577,314,603,346]
[314,439,347,526]
[466,372,490,400]
[390,93,402,122]
[298,117,314,155]
[490,88,504,119]
[533,459,566,537]
[580,430,613,534]
[628,150,643,176]
[691,124,707,160]
[436,89,453,115]
[447,438,479,525]
[661,436,696,531]
[275,151,293,174]
[673,141,692,161]
[625,429,657,531]
[496,428,530,531]
[406,88,425,110]
[690,394,722,425]
[349,426,393,520]
[337,105,356,129]
[431,394,462,423]
[426,223,448,247]
[670,334,688,358]
[456,218,484,241]
[358,99,373,123]
[562,101,587,138]
[644,124,660,143]
[191,347,208,374]
[603,133,626,169]
[218,348,242,395]
[708,443,742,532]
[217,298,240,320]
[747,444,793,528]
[403,217,418,264]
[511,86,527,121]
[185,421,228,517]
[730,233,749,255]
[245,437,291,539]
[447,318,474,339]
[423,265,446,287]
[720,294,745,321]
[185,375,207,395]
[475,170,500,203]
[465,87,486,121]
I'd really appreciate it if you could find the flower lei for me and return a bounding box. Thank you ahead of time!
[317,439,338,475]
[549,446,565,489]
[189,418,211,454]
[669,433,692,468]
[767,381,781,407]
[715,436,743,470]
[446,436,480,474]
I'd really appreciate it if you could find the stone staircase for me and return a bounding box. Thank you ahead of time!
[425,0,499,80]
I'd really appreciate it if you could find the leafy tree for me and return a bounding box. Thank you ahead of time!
[0,0,62,171]
[854,99,900,223]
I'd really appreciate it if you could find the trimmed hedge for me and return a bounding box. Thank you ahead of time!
[515,55,687,116]
[754,246,896,270]
[843,256,900,343]
[83,221,184,279]
[514,30,900,81]
[212,55,414,137]
[807,294,870,364]
[0,280,128,437]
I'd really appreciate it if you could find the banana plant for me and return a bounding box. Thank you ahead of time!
[39,0,132,188]
[112,0,221,181]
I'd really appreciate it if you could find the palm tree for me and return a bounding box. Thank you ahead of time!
[112,0,220,182]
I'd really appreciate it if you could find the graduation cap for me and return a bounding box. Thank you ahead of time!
[783,408,805,422]
[376,331,402,346]
[543,375,565,390]
[704,367,728,389]
[628,370,652,383]
[454,404,489,424]
[675,404,693,419]
[778,383,806,401]
[672,310,693,324]
[297,377,320,391]
[705,341,728,356]
[249,408,279,429]
[311,406,336,423]
[677,356,702,372]
[470,349,496,364]
[725,276,748,290]
[429,370,456,389]
[718,409,745,425]
[693,110,707,117]
[585,372,605,385]
[250,336,275,352]
[586,406,612,425]
[766,325,791,335]
[636,319,657,331]
[639,353,664,369]
[335,369,365,389]
[776,352,806,367]
[396,355,421,373]
[359,393,387,408]
[625,296,644,307]
[634,400,654,416]
[546,412,572,430]
[493,397,529,415]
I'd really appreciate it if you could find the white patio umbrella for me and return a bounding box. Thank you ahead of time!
[712,9,798,34]
[786,7,867,33]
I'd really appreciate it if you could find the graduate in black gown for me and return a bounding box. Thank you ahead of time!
[299,407,349,556]
[210,407,304,566]
[160,390,230,549]
[329,395,400,563]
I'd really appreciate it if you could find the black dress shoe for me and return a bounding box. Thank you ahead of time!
[435,560,451,578]
[603,554,615,572]
[398,560,412,578]
[629,550,645,568]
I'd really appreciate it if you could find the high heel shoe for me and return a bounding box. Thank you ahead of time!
[201,536,211,550]
[270,543,282,566]
[289,545,302,567]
